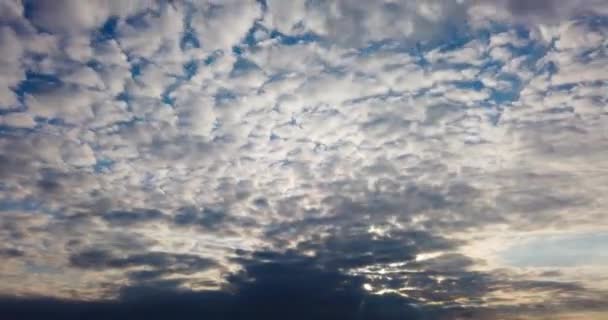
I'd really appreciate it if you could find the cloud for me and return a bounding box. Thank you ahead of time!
[3,230,607,319]
[69,249,216,274]
[0,247,24,258]
[101,208,165,226]
[27,0,151,34]
[0,1,608,319]
[469,0,608,30]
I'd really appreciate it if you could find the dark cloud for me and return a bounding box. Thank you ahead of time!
[101,209,165,226]
[252,197,269,208]
[507,0,559,15]
[295,228,459,269]
[69,249,217,281]
[474,0,608,26]
[173,206,227,229]
[2,224,608,319]
[0,241,426,320]
[0,247,24,258]
[265,180,496,241]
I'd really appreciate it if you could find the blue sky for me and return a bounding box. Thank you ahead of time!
[1,1,608,319]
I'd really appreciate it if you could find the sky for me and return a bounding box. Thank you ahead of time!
[0,0,608,319]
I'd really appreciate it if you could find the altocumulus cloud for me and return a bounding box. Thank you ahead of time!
[1,0,608,319]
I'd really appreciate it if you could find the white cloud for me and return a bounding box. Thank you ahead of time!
[555,22,606,51]
[0,26,24,107]
[28,0,153,34]
[25,87,100,123]
[0,111,36,128]
[190,0,262,52]
[61,141,97,167]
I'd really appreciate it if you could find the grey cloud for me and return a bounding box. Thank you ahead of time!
[266,0,470,46]
[295,228,460,268]
[2,225,608,319]
[0,247,24,258]
[101,208,165,226]
[173,206,226,229]
[26,0,153,34]
[69,249,217,277]
[414,253,477,272]
[503,0,608,22]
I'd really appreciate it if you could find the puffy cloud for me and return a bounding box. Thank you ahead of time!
[0,1,607,319]
[0,111,36,128]
[190,0,262,51]
[264,0,469,46]
[0,26,24,107]
[27,0,152,34]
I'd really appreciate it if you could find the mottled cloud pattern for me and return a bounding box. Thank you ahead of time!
[1,0,608,319]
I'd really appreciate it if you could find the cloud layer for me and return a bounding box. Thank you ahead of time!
[1,1,608,319]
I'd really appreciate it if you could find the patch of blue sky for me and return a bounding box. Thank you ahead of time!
[124,8,160,29]
[509,40,550,71]
[232,46,244,55]
[29,116,75,129]
[452,80,485,91]
[350,23,478,62]
[4,71,62,110]
[551,83,578,92]
[488,73,522,105]
[234,23,273,55]
[129,58,150,78]
[90,116,142,133]
[204,50,223,65]
[183,60,198,80]
[0,103,24,114]
[21,0,34,20]
[45,117,71,127]
[431,30,475,53]
[180,2,200,51]
[16,72,62,96]
[0,124,37,135]
[536,60,558,77]
[509,41,546,60]
[115,91,131,105]
[0,198,41,212]
[479,20,528,38]
[501,232,608,268]
[161,88,177,106]
[410,87,434,100]
[355,39,406,57]
[93,16,119,43]
[345,90,404,107]
[405,20,477,55]
[94,158,115,174]
[269,30,321,46]
[114,91,136,113]
[181,31,200,51]
[22,0,49,34]
[577,47,607,64]
[215,89,237,106]
[242,22,267,47]
[85,59,104,72]
[210,119,222,133]
[25,263,62,275]
[577,14,608,29]
[161,60,200,107]
[480,59,504,74]
[256,0,268,11]
[230,58,260,78]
